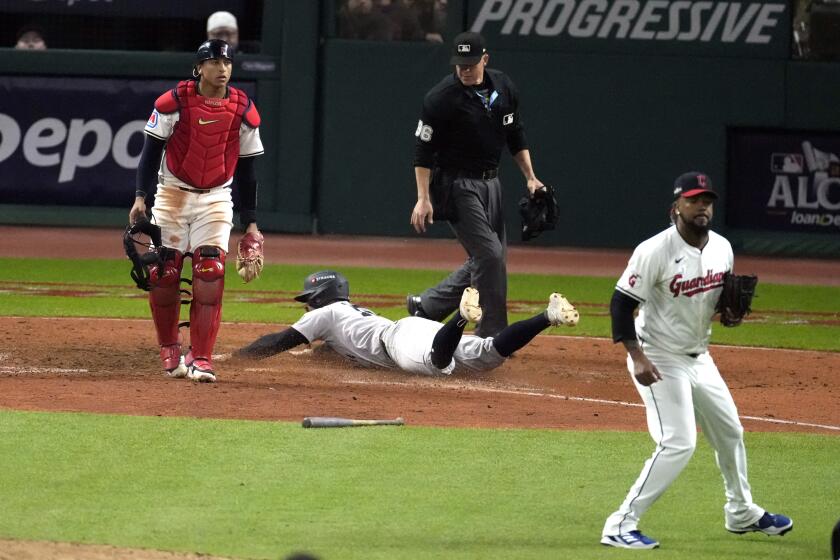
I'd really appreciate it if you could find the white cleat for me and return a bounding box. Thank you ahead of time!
[459,287,483,323]
[166,355,188,379]
[546,293,579,326]
[186,358,217,383]
[601,531,659,549]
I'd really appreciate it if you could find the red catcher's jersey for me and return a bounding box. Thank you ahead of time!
[154,80,260,189]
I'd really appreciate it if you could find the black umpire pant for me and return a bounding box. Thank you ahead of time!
[420,176,507,338]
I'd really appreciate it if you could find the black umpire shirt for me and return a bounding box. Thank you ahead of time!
[413,68,528,174]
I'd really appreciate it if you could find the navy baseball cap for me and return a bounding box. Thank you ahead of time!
[673,171,718,199]
[450,32,487,66]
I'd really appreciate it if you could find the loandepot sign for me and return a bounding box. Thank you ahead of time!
[470,0,788,53]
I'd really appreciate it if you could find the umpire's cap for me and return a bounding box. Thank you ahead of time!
[673,171,718,200]
[295,271,350,309]
[196,39,234,63]
[450,32,486,65]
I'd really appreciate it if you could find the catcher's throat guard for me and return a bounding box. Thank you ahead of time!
[123,217,164,291]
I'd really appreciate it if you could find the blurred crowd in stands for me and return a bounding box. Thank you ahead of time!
[336,0,447,42]
[14,23,47,50]
[5,0,448,51]
[794,0,840,60]
[8,0,835,60]
[3,6,263,52]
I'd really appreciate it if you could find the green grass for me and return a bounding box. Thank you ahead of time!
[0,409,835,560]
[1,258,838,351]
[0,257,837,558]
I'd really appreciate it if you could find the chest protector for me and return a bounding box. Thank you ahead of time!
[156,80,252,189]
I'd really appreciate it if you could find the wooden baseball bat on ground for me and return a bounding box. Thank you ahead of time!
[302,416,405,428]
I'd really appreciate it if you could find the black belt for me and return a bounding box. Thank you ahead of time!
[444,168,498,180]
[177,185,226,194]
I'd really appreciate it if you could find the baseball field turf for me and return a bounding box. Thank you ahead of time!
[0,258,837,559]
[2,258,839,350]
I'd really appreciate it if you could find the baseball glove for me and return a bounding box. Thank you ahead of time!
[236,231,264,283]
[519,185,558,241]
[715,272,758,327]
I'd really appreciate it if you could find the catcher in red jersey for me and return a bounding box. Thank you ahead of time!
[128,39,265,383]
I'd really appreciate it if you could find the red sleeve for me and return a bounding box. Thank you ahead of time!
[154,89,179,114]
[243,100,261,128]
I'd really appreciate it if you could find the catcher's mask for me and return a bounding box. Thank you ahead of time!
[123,217,163,291]
[294,271,350,309]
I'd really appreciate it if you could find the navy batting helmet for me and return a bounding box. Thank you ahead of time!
[195,39,233,63]
[294,271,350,309]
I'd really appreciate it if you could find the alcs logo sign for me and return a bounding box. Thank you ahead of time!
[766,141,840,228]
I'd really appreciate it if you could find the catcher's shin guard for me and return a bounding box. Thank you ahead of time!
[189,246,226,360]
[149,249,185,346]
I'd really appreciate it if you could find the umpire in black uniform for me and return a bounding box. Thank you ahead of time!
[408,31,544,338]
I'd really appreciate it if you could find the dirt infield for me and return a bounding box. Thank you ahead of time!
[0,539,235,560]
[0,316,838,435]
[0,226,838,436]
[0,226,838,558]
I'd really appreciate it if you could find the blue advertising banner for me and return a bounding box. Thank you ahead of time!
[727,129,840,234]
[0,76,254,208]
[467,0,790,58]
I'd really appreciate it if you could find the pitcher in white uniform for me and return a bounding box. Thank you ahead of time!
[600,172,792,550]
[235,270,579,374]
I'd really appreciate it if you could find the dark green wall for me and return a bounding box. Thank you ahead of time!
[317,40,448,238]
[316,40,840,256]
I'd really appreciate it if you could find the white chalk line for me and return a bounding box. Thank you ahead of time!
[0,366,89,374]
[3,318,838,354]
[0,327,835,430]
[343,379,840,432]
[0,353,89,375]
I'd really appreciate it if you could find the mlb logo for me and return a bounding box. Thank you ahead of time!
[457,44,471,53]
[503,113,514,126]
[770,153,803,173]
[147,110,159,128]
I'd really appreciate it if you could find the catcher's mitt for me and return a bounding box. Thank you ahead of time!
[123,217,163,291]
[519,185,558,241]
[715,272,758,327]
[236,231,264,283]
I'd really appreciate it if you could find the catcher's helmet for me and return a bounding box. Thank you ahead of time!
[294,271,350,309]
[196,39,233,63]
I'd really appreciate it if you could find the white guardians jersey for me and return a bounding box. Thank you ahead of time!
[616,226,733,356]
